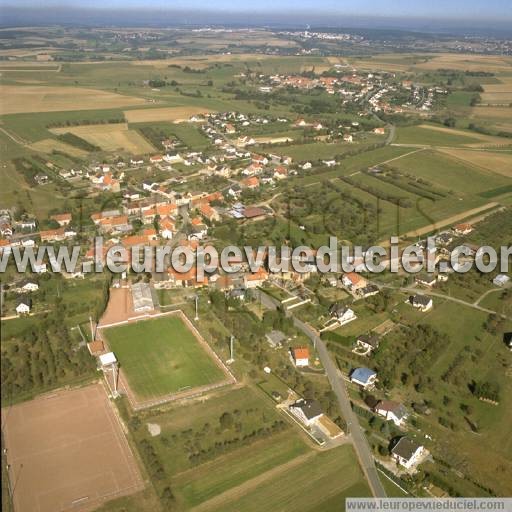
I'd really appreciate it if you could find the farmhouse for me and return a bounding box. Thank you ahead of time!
[291,347,310,367]
[391,437,426,470]
[350,367,377,389]
[289,398,323,426]
[409,295,433,312]
[375,400,408,427]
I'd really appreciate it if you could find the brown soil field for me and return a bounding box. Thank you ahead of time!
[124,106,214,123]
[0,85,147,114]
[1,383,144,512]
[98,287,134,326]
[29,138,88,157]
[438,148,512,177]
[50,123,155,154]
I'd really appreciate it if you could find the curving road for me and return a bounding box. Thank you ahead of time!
[256,289,387,497]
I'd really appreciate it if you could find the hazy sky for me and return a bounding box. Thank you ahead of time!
[2,0,511,20]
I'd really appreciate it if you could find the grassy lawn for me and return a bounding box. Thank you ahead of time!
[102,315,225,399]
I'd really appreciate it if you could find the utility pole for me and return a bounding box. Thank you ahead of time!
[194,295,199,321]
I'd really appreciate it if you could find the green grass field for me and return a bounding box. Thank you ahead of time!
[207,444,371,512]
[394,125,482,146]
[103,315,225,399]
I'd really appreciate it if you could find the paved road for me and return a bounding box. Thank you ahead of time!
[256,289,387,498]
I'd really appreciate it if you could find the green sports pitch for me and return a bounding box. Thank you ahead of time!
[102,315,226,400]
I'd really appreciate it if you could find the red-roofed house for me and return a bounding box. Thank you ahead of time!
[292,347,310,367]
[342,272,367,291]
[51,213,72,226]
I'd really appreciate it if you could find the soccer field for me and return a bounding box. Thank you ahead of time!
[102,315,227,400]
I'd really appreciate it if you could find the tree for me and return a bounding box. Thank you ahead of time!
[219,412,234,430]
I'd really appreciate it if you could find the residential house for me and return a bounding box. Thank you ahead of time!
[159,218,176,240]
[329,303,357,326]
[292,347,310,367]
[373,127,385,135]
[199,203,220,223]
[350,367,377,389]
[18,280,39,293]
[266,330,286,349]
[16,297,32,315]
[415,273,437,287]
[357,284,379,298]
[342,272,367,292]
[356,334,380,353]
[289,398,323,426]
[493,274,510,287]
[343,134,353,143]
[375,401,408,427]
[51,213,72,227]
[391,437,426,469]
[241,176,260,189]
[409,295,433,312]
[453,223,473,236]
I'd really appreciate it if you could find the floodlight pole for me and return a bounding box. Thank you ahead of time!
[89,316,95,341]
[227,335,235,364]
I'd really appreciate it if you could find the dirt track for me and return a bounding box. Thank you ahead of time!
[1,383,143,512]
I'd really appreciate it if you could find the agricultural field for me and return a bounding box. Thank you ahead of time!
[50,122,156,154]
[0,84,147,114]
[124,106,214,123]
[437,148,512,178]
[393,124,504,147]
[101,315,227,400]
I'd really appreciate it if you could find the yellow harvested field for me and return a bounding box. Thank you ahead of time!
[0,85,147,114]
[131,53,285,69]
[437,148,512,178]
[470,106,512,120]
[124,106,213,123]
[482,78,512,105]
[253,136,294,144]
[50,123,155,154]
[29,138,88,157]
[350,53,512,73]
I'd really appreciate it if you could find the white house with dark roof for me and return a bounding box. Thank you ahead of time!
[289,398,323,426]
[391,437,426,469]
[375,400,408,427]
[409,295,433,312]
[16,297,32,315]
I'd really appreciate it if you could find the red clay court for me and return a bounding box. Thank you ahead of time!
[1,383,143,512]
